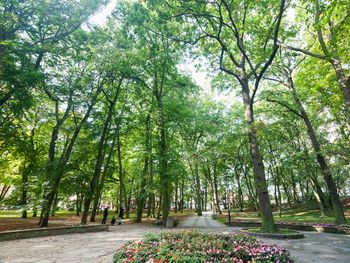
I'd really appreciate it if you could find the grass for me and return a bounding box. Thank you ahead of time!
[218,206,350,225]
[0,210,24,218]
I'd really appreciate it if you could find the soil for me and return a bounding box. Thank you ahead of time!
[0,211,194,232]
[0,215,81,232]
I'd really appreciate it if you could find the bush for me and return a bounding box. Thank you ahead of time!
[114,231,293,263]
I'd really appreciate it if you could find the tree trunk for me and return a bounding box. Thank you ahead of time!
[275,167,283,218]
[204,181,208,212]
[50,192,58,217]
[180,180,184,212]
[213,162,222,215]
[82,82,121,224]
[39,171,62,227]
[39,84,102,227]
[174,182,178,213]
[333,59,350,125]
[311,175,329,211]
[242,165,257,210]
[235,168,243,212]
[76,193,82,216]
[117,129,124,210]
[81,117,111,224]
[21,168,29,219]
[194,157,202,216]
[0,185,10,203]
[289,77,346,224]
[156,96,170,225]
[242,81,276,232]
[151,194,156,217]
[157,194,162,220]
[290,169,299,203]
[90,127,117,222]
[136,114,151,223]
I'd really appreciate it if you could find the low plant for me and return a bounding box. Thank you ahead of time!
[114,231,293,262]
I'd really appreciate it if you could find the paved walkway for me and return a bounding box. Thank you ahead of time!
[178,211,225,228]
[0,224,162,263]
[0,213,349,263]
[265,231,350,263]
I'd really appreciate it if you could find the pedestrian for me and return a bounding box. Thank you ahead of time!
[102,207,109,224]
[110,216,116,226]
[118,207,124,225]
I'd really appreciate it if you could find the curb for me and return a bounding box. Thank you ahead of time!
[240,228,304,239]
[225,221,349,235]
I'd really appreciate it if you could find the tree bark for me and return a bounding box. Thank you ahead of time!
[289,77,346,224]
[174,182,178,213]
[90,125,118,222]
[117,129,124,210]
[50,192,58,217]
[39,83,102,227]
[242,80,276,232]
[82,90,120,224]
[20,167,29,219]
[0,185,10,203]
[234,167,243,212]
[156,96,170,225]
[194,156,202,216]
[213,162,222,215]
[136,114,151,223]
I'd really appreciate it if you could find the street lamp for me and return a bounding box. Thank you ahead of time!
[227,181,231,223]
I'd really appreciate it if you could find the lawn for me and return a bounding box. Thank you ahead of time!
[218,205,350,225]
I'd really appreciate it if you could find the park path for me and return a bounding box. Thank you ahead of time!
[0,213,349,263]
[178,211,225,228]
[0,224,162,263]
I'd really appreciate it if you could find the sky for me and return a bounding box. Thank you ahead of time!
[89,0,118,26]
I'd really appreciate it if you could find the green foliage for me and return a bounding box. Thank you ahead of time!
[0,0,349,228]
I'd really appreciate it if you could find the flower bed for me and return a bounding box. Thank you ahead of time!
[114,231,293,262]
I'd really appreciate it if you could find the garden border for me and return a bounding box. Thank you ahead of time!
[240,228,304,239]
[225,221,350,235]
[0,224,109,242]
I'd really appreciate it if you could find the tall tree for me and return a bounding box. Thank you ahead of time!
[160,0,286,232]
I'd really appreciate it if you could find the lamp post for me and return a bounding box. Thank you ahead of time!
[228,181,231,223]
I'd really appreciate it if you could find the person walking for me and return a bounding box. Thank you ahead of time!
[118,207,124,225]
[102,207,109,224]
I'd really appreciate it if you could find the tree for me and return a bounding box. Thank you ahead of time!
[159,0,286,232]
[280,0,350,125]
[264,53,347,224]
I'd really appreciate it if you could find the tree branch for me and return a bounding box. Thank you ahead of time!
[278,42,327,60]
[266,98,303,118]
[251,0,286,105]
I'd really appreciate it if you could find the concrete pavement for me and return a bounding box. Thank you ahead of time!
[0,224,162,263]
